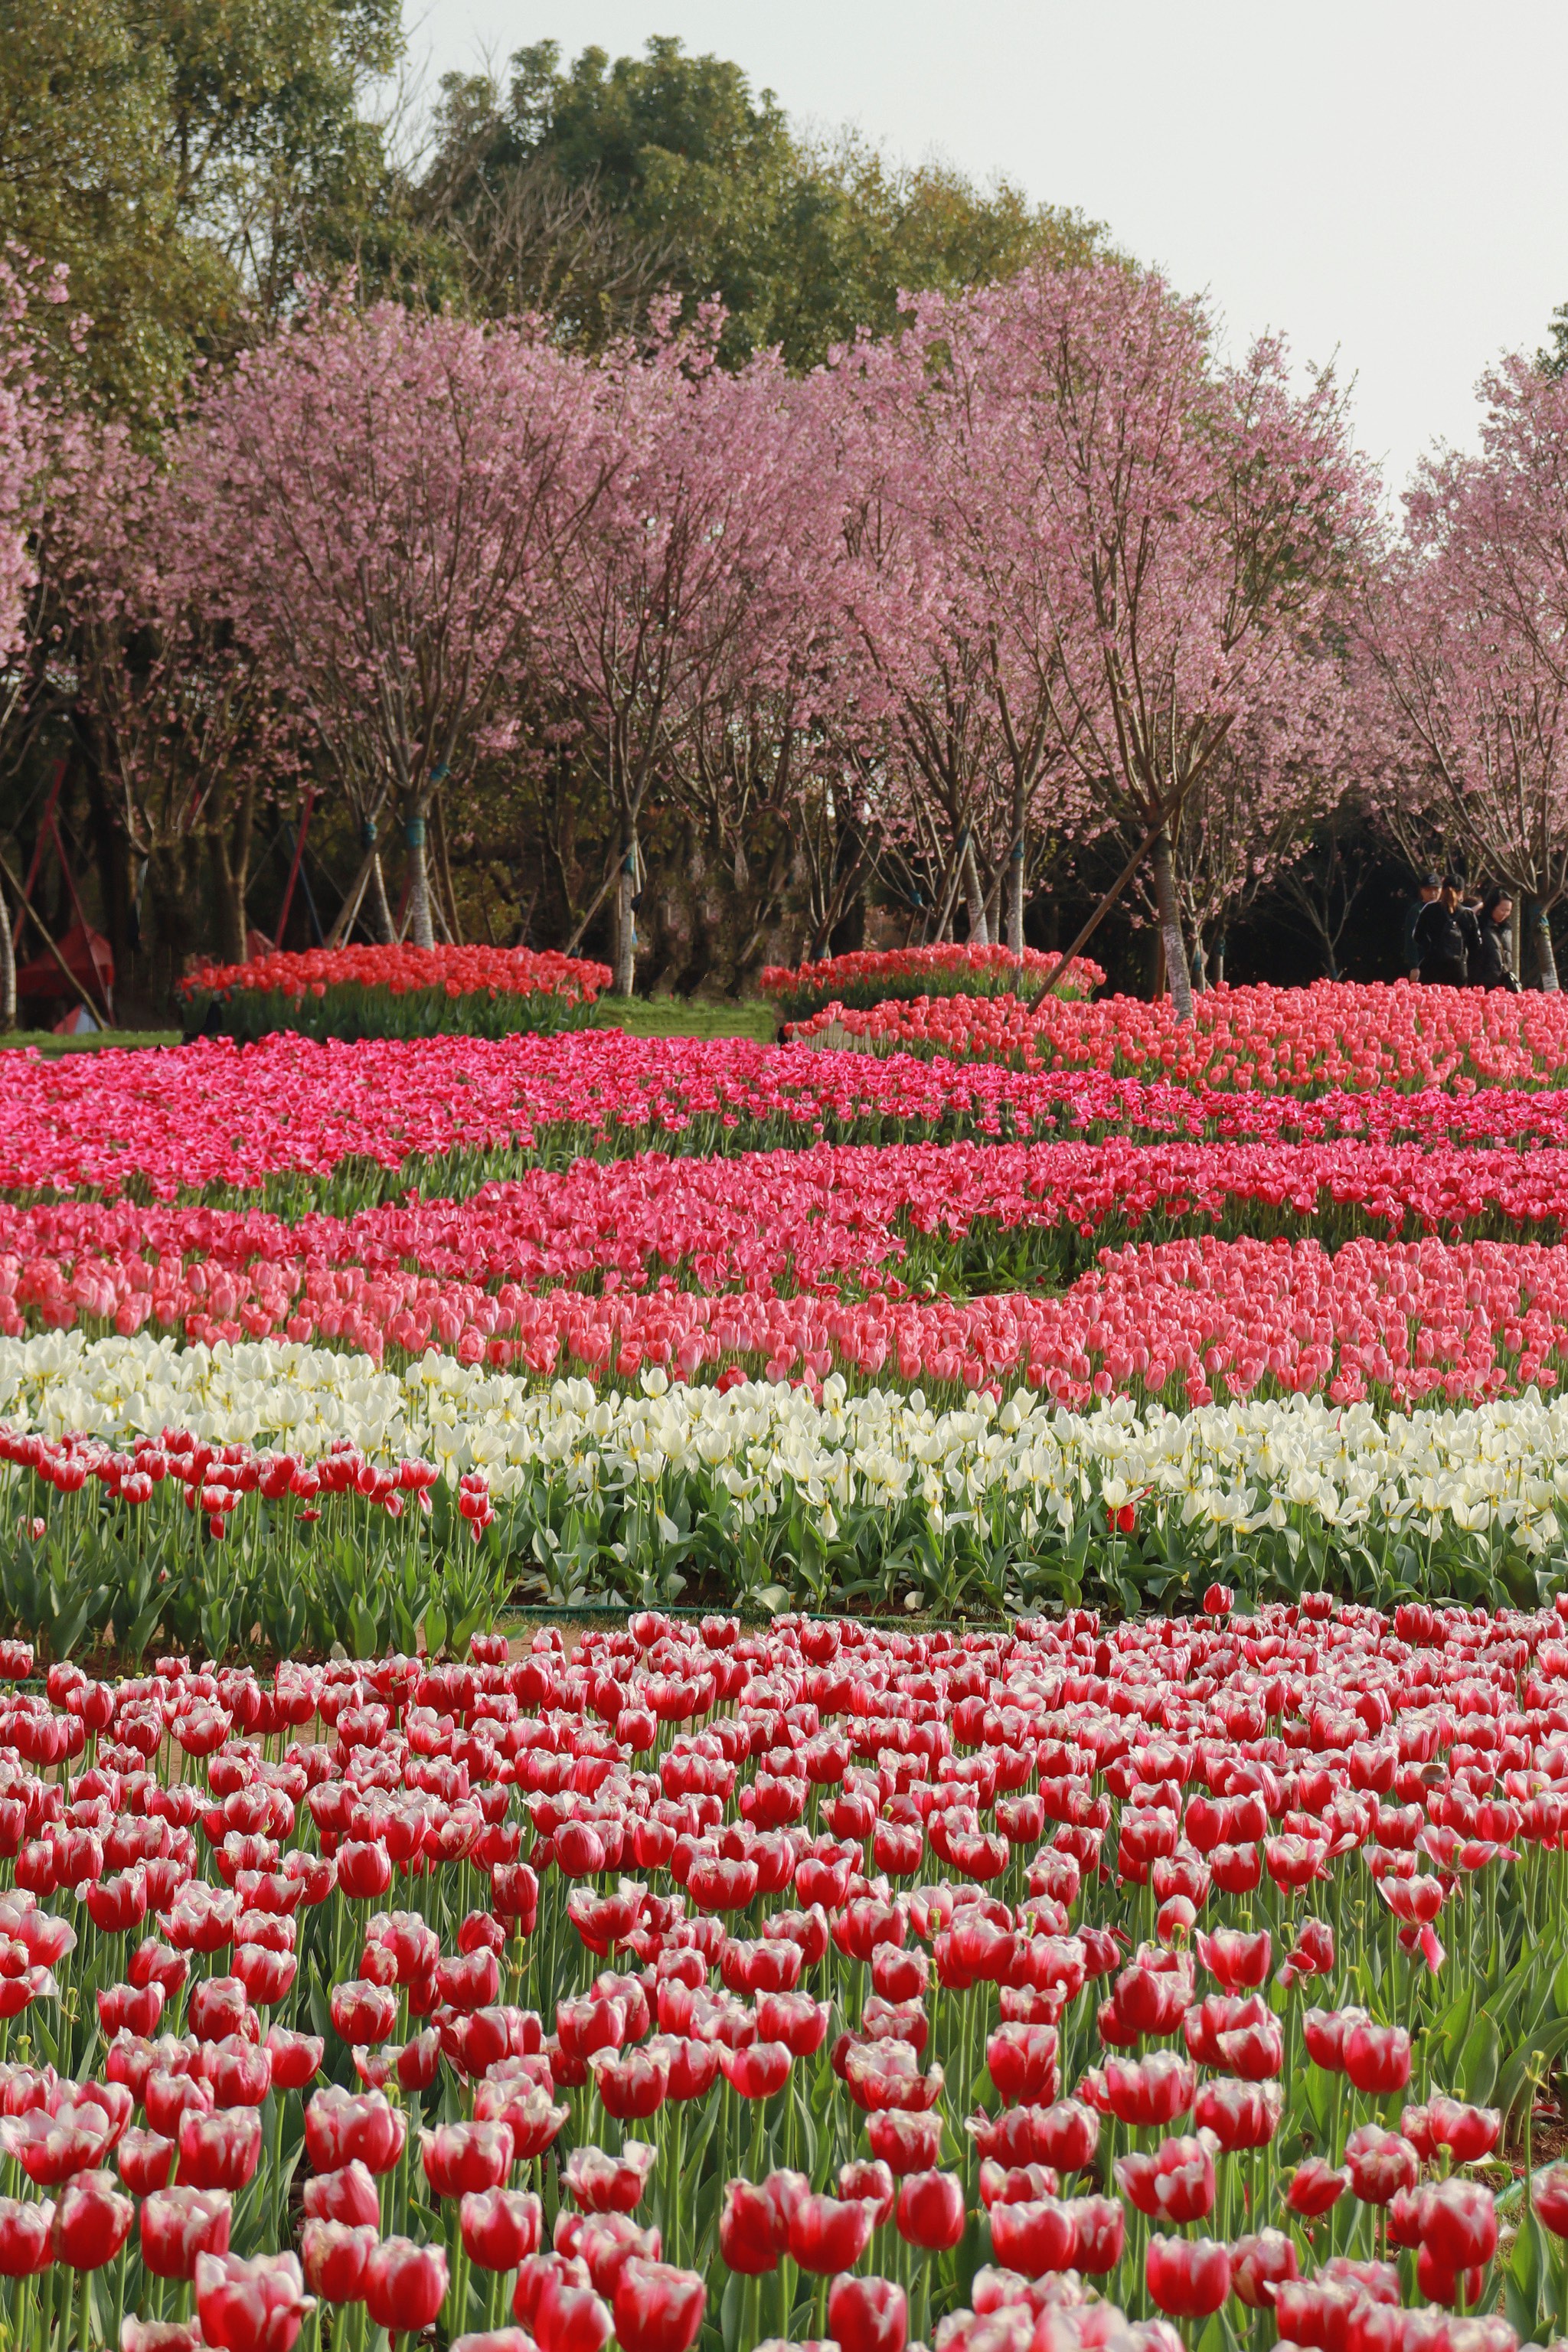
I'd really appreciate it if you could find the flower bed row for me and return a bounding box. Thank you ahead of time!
[760,943,1105,1021]
[11,1222,1568,1416]
[789,982,1568,1096]
[0,1602,1559,2344]
[13,1034,1568,1210]
[7,1140,1568,1390]
[181,945,612,1045]
[4,1335,1568,1642]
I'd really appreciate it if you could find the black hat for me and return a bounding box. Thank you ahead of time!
[1419,872,1442,890]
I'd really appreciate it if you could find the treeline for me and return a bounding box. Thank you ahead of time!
[1,12,1566,1023]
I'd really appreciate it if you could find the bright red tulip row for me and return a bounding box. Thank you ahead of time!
[0,1596,1555,2347]
[787,981,1568,1096]
[760,945,1106,1021]
[181,945,612,1007]
[11,1030,1568,1204]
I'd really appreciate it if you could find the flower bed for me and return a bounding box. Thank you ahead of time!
[2,1333,1567,1645]
[181,944,612,1044]
[11,1033,1568,1209]
[760,942,1105,1021]
[0,1603,1559,2344]
[789,980,1568,1094]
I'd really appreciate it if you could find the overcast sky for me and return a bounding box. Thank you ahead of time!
[407,0,1568,501]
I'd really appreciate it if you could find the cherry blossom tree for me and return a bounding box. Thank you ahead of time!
[46,423,294,970]
[891,263,1372,1017]
[1366,360,1568,989]
[553,313,829,995]
[172,298,607,949]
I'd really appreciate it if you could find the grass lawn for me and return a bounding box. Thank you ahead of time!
[0,1029,181,1054]
[0,1001,779,1054]
[588,996,779,1042]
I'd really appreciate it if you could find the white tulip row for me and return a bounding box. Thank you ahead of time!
[2,1329,1566,1559]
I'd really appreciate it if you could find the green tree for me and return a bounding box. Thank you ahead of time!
[0,0,403,416]
[419,35,1111,365]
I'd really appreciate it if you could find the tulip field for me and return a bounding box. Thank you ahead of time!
[180,948,612,1046]
[0,977,1567,2347]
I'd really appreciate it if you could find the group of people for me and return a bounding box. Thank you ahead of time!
[1404,875,1521,991]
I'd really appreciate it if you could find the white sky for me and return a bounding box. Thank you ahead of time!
[404,0,1568,501]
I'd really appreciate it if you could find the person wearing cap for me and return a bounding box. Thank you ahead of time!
[1412,876,1481,987]
[1403,873,1442,981]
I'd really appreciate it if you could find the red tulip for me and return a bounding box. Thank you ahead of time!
[420,2121,514,2200]
[1343,2020,1411,2096]
[867,2109,943,2174]
[363,2236,449,2333]
[1286,2158,1349,2219]
[51,2170,132,2270]
[1194,2076,1281,2151]
[987,2197,1076,2276]
[263,2027,322,2092]
[589,2046,669,2120]
[719,2042,792,2100]
[194,2250,315,2351]
[303,2088,406,2176]
[612,2257,706,2352]
[531,2259,613,2352]
[1419,2179,1498,2272]
[717,2177,781,2275]
[141,2186,232,2281]
[1427,2096,1501,2163]
[118,2126,176,2196]
[462,2187,543,2270]
[1146,2233,1230,2319]
[300,2218,376,2305]
[561,2142,656,2215]
[786,2188,876,2274]
[335,1841,393,1902]
[838,2160,896,2226]
[1116,2133,1216,2223]
[1534,2163,1568,2239]
[894,2169,965,2252]
[177,2108,261,2194]
[330,1980,397,2047]
[828,2275,907,2352]
[1064,2194,1123,2276]
[0,2195,53,2277]
[302,2163,382,2238]
[1230,2229,1300,2308]
[1344,2125,1419,2205]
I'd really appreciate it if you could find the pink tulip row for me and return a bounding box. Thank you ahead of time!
[12,1226,1568,1409]
[0,1593,1556,2346]
[5,1134,1568,1321]
[11,1031,1568,1202]
[788,980,1568,1095]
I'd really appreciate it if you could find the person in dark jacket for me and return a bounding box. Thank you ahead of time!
[1471,887,1521,991]
[1403,874,1442,980]
[1412,878,1480,986]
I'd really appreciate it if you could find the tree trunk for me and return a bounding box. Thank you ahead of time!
[366,850,395,944]
[1150,828,1195,1022]
[962,838,988,946]
[0,877,15,1031]
[1212,935,1227,987]
[1191,935,1209,993]
[209,776,256,968]
[404,810,434,950]
[1532,900,1560,991]
[1007,774,1026,956]
[613,828,638,996]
